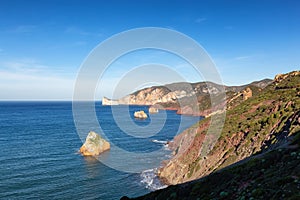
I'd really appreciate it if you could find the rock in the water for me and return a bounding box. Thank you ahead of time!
[149,106,159,113]
[79,131,110,156]
[134,110,148,119]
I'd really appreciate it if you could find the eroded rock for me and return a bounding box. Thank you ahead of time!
[134,110,148,119]
[79,131,110,156]
[242,87,252,100]
[149,106,159,113]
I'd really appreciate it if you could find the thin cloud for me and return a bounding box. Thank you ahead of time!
[0,58,73,77]
[0,70,72,83]
[65,26,90,35]
[0,59,75,100]
[234,56,252,60]
[9,25,37,33]
[2,58,48,73]
[73,41,87,46]
[65,26,102,37]
[0,70,74,100]
[195,17,207,23]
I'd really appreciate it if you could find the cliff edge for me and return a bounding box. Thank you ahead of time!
[157,71,300,185]
[122,71,300,199]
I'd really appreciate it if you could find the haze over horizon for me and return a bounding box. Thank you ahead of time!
[0,0,299,100]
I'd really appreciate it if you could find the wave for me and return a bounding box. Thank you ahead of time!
[140,168,167,191]
[151,139,168,144]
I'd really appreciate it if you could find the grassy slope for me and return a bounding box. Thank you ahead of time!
[122,71,300,199]
[157,72,300,184]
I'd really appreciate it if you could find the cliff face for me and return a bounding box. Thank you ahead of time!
[127,130,300,200]
[102,79,272,117]
[157,71,300,185]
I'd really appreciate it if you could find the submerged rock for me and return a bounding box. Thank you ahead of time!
[134,110,148,119]
[79,131,110,156]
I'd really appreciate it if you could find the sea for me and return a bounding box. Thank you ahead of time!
[0,101,200,199]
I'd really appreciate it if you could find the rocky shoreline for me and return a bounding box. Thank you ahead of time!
[102,79,272,117]
[121,71,300,200]
[154,71,300,185]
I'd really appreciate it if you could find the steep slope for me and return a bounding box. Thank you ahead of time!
[122,71,300,199]
[157,71,300,185]
[124,130,300,200]
[158,72,300,184]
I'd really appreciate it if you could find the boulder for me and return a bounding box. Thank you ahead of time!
[79,131,110,156]
[134,110,148,119]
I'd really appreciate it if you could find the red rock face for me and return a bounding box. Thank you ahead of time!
[158,120,211,185]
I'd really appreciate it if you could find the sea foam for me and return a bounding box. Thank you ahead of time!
[140,168,167,191]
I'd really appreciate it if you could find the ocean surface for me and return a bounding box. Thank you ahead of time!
[0,101,200,199]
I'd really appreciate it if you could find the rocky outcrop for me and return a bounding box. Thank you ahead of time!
[149,106,159,113]
[102,79,272,117]
[242,87,252,100]
[274,71,300,83]
[102,97,119,105]
[79,131,110,156]
[134,111,148,119]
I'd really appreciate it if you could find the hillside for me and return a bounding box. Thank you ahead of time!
[124,130,300,200]
[102,79,272,117]
[158,71,300,184]
[121,70,300,199]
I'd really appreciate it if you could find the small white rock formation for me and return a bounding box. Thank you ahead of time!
[149,106,159,113]
[134,110,148,119]
[102,97,119,105]
[79,131,110,156]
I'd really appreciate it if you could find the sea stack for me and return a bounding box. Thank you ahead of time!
[79,131,110,156]
[149,106,159,113]
[134,110,148,119]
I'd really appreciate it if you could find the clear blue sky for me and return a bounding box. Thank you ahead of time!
[0,0,299,100]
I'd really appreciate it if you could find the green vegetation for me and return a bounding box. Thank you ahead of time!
[129,131,300,200]
[123,71,300,200]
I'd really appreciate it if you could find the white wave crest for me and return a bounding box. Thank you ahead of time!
[151,139,168,144]
[140,168,167,191]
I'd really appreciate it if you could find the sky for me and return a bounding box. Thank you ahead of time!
[0,0,299,100]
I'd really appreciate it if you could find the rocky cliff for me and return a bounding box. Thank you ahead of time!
[122,71,300,199]
[102,79,272,117]
[158,71,300,185]
[125,130,300,199]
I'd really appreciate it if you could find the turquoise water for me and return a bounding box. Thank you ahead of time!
[0,101,200,199]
